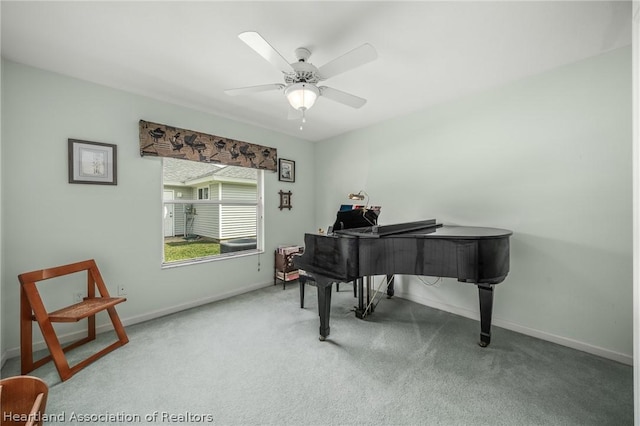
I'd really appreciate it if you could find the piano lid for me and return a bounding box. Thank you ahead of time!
[333,219,513,240]
[334,219,440,238]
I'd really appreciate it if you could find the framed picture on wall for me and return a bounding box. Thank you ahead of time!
[68,139,117,185]
[279,190,292,210]
[278,158,295,182]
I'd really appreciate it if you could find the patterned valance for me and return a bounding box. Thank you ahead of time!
[139,120,278,171]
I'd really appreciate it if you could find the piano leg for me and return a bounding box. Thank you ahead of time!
[477,285,494,347]
[355,277,375,318]
[316,281,333,341]
[366,276,374,314]
[355,277,365,318]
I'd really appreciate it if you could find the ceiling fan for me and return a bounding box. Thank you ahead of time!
[224,31,377,128]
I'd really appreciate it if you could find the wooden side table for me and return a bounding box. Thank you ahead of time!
[274,246,303,289]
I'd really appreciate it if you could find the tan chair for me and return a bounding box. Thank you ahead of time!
[0,375,48,426]
[19,259,128,381]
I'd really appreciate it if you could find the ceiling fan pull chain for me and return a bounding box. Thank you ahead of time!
[300,109,306,130]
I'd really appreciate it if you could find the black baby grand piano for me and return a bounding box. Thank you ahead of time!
[294,219,512,347]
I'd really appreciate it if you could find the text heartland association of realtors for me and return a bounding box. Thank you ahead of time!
[3,410,216,423]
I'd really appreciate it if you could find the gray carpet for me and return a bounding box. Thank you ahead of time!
[1,284,633,425]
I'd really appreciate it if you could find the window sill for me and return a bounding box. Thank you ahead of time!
[161,249,264,269]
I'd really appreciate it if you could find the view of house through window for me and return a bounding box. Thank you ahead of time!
[162,158,262,265]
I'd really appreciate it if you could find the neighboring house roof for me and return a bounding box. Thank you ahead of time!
[163,157,256,185]
[215,166,257,180]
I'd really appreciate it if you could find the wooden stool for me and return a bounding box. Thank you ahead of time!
[298,271,317,308]
[299,271,356,308]
[0,375,48,426]
[19,259,128,381]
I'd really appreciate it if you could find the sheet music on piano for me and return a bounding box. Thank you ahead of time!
[330,205,381,234]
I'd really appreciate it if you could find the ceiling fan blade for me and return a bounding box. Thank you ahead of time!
[238,31,293,74]
[317,43,377,80]
[319,86,367,108]
[224,84,284,96]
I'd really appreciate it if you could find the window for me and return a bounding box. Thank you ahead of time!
[162,158,263,266]
[197,187,209,200]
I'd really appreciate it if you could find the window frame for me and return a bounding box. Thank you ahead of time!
[161,166,264,268]
[197,186,209,200]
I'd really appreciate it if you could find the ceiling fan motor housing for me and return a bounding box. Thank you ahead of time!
[284,58,320,84]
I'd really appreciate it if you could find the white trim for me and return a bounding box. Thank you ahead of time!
[256,171,265,251]
[218,180,223,233]
[394,289,633,366]
[213,176,255,185]
[1,281,273,362]
[161,248,264,269]
[164,199,258,206]
[632,0,639,421]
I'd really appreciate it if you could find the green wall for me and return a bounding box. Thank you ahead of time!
[1,45,633,365]
[313,47,633,362]
[0,61,315,360]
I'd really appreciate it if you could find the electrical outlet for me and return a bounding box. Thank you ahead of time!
[117,286,127,296]
[74,292,84,303]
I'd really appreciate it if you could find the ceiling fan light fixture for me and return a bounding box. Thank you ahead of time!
[285,83,319,111]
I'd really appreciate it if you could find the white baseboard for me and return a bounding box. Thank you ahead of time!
[3,282,631,367]
[117,280,272,328]
[1,281,273,364]
[394,289,633,366]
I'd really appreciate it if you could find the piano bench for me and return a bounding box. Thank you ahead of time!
[298,271,316,309]
[298,272,356,309]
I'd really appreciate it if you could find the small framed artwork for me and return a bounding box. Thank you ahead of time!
[278,158,295,182]
[279,190,292,210]
[68,139,117,185]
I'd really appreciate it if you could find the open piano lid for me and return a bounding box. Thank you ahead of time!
[333,219,442,238]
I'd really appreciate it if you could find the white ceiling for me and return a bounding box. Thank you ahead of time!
[1,1,632,142]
